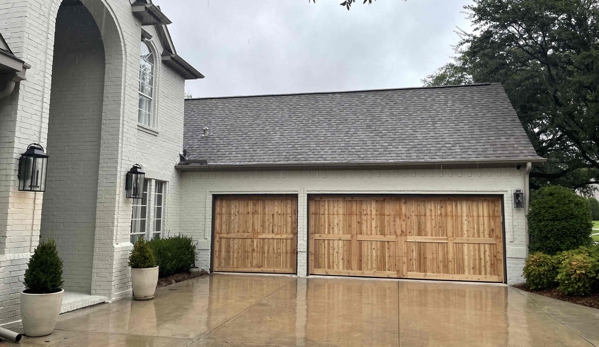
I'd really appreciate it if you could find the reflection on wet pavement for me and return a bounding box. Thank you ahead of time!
[8,274,598,346]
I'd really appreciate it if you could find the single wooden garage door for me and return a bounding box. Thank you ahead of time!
[309,196,504,282]
[213,195,297,274]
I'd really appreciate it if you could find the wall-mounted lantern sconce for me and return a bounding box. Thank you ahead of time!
[125,164,145,199]
[18,143,49,192]
[513,189,525,209]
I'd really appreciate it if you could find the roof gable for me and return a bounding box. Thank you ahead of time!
[182,84,544,169]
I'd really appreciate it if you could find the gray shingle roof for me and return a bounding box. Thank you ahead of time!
[183,83,544,168]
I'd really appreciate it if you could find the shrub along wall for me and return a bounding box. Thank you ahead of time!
[524,246,599,297]
[148,235,196,278]
[528,186,592,255]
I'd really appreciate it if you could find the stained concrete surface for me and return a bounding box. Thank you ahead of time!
[4,274,598,347]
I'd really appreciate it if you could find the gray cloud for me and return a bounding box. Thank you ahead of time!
[154,0,472,98]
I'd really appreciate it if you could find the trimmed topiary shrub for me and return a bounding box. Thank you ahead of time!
[24,239,64,294]
[528,186,593,255]
[555,253,599,296]
[523,252,559,290]
[148,235,196,277]
[589,197,599,221]
[129,237,157,269]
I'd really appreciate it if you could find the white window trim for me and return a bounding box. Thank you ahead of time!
[138,40,158,129]
[130,179,168,243]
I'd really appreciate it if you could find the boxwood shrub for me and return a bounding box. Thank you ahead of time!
[523,252,559,290]
[555,253,599,296]
[128,237,157,269]
[148,235,196,277]
[528,186,593,255]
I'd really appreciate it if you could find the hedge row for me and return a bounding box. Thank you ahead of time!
[148,235,196,277]
[523,246,599,296]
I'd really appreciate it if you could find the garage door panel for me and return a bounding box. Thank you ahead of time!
[310,195,504,282]
[357,241,398,274]
[215,238,253,269]
[252,239,296,271]
[313,239,353,272]
[407,242,450,274]
[213,195,297,274]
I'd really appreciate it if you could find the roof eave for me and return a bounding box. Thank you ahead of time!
[131,2,172,26]
[161,52,204,80]
[176,158,547,171]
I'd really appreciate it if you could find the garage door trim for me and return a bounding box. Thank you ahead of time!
[211,194,299,275]
[307,194,507,284]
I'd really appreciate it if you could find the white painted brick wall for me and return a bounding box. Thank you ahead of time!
[0,0,189,325]
[179,167,530,285]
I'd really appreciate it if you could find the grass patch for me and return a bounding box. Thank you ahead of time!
[593,220,599,229]
[593,234,599,243]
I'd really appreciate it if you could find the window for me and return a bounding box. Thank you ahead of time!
[130,180,149,243]
[138,42,154,127]
[152,181,165,240]
[130,179,167,243]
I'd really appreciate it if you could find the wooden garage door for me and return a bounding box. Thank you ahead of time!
[213,195,297,274]
[309,196,504,282]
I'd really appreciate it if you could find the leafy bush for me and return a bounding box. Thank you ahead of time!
[523,252,559,290]
[589,197,599,221]
[24,239,64,294]
[555,253,599,296]
[129,237,157,268]
[528,186,593,255]
[148,235,196,277]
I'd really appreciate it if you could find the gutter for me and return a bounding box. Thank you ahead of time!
[176,158,547,171]
[161,52,204,80]
[524,162,532,251]
[0,62,30,100]
[131,1,172,25]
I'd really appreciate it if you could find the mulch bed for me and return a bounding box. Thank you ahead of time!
[513,283,599,309]
[157,269,208,288]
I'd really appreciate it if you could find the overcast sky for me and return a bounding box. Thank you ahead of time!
[154,0,472,98]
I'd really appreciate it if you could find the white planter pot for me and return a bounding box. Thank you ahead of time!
[131,266,159,300]
[20,289,64,337]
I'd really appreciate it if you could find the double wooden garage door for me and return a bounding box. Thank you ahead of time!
[213,195,505,282]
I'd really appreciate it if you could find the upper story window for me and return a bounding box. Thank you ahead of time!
[138,42,154,127]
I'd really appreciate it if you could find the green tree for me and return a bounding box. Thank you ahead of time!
[589,197,599,220]
[528,186,592,255]
[423,0,599,192]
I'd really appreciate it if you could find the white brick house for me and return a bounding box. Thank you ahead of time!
[0,0,544,330]
[0,0,202,327]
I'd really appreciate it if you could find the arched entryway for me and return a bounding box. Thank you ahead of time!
[39,0,126,310]
[41,0,104,295]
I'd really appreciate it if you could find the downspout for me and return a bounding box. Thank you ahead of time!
[0,80,16,99]
[524,162,532,251]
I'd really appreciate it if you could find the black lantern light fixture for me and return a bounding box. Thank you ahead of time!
[513,189,525,209]
[18,143,49,192]
[125,164,145,199]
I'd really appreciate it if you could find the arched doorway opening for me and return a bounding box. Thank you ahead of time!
[40,0,105,299]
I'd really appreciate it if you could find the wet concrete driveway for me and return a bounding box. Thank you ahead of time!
[10,274,599,346]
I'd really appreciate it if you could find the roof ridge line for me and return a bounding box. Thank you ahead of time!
[184,83,496,101]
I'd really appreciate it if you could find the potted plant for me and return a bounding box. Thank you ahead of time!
[21,239,64,337]
[129,237,159,300]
